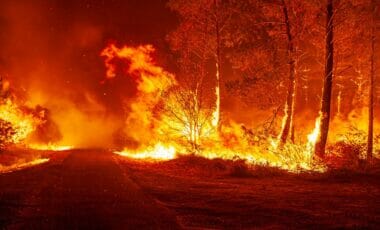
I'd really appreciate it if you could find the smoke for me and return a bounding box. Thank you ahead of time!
[0,0,176,148]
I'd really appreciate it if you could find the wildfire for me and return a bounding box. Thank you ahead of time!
[307,115,321,152]
[101,43,177,146]
[211,83,220,128]
[115,142,176,160]
[99,43,328,173]
[28,143,73,151]
[0,99,40,145]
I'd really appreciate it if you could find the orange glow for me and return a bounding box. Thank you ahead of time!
[28,143,73,151]
[100,43,326,172]
[307,115,321,153]
[0,158,49,174]
[212,76,220,128]
[101,43,177,146]
[115,142,176,160]
[0,99,41,145]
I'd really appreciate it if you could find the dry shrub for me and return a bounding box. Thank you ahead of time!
[327,141,366,170]
[0,119,16,149]
[154,155,288,178]
[160,154,230,178]
[229,160,253,177]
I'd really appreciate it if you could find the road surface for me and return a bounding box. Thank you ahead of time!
[0,150,180,229]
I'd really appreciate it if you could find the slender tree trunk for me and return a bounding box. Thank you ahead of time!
[212,0,222,131]
[367,0,376,160]
[279,0,296,145]
[290,49,299,143]
[314,0,334,158]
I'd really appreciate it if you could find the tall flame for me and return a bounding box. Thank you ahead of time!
[100,43,177,147]
[212,84,220,128]
[212,61,221,128]
[307,115,321,153]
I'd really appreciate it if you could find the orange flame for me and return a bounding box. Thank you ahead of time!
[307,115,321,153]
[101,43,177,147]
[115,142,176,160]
[100,43,328,172]
[0,99,41,145]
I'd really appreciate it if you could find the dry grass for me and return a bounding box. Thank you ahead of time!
[116,154,380,229]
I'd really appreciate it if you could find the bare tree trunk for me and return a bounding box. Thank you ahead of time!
[279,0,296,145]
[314,0,334,158]
[367,0,376,160]
[211,0,222,132]
[290,122,295,142]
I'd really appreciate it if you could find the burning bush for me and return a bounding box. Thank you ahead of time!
[0,77,62,148]
[0,119,16,148]
[26,106,61,144]
[326,141,364,169]
[325,126,379,169]
[162,85,215,152]
[0,99,39,148]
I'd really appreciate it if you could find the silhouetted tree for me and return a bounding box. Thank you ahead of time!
[367,0,377,160]
[168,0,233,131]
[314,0,334,158]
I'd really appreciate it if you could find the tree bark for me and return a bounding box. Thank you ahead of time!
[314,0,334,158]
[279,0,296,145]
[367,0,376,160]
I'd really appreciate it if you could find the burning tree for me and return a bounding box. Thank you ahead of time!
[101,42,217,153]
[0,120,15,149]
[367,0,377,160]
[0,76,15,148]
[277,0,297,145]
[162,85,213,152]
[168,0,234,131]
[313,0,335,158]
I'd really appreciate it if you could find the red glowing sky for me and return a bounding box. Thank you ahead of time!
[0,0,177,113]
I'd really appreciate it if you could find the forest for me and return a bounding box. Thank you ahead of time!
[0,0,379,172]
[0,0,379,228]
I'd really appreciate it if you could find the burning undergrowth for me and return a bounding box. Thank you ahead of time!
[1,40,378,174]
[100,43,336,173]
[0,40,378,174]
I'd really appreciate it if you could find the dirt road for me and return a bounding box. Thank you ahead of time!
[0,150,179,229]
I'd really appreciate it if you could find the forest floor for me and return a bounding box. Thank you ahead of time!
[117,155,380,229]
[0,149,379,229]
